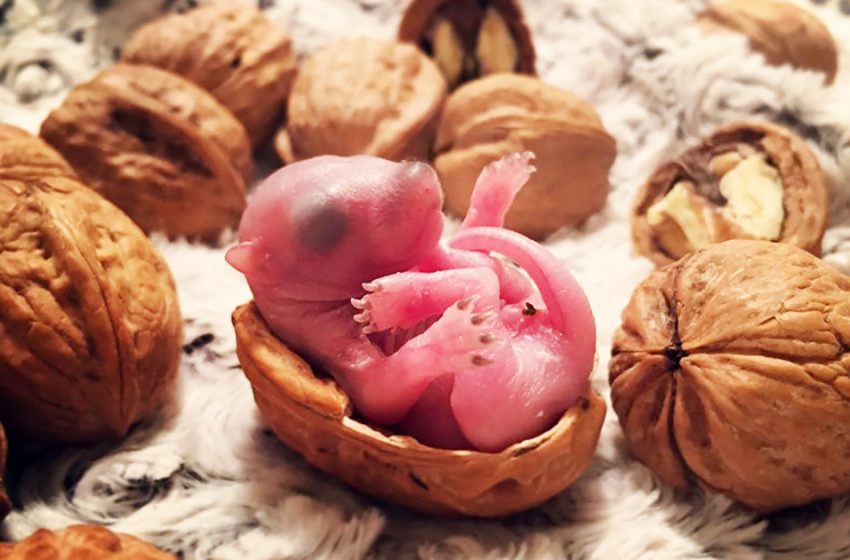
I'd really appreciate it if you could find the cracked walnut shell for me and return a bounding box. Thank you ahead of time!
[0,176,182,444]
[699,0,838,84]
[0,423,9,522]
[631,121,828,266]
[0,525,175,559]
[40,64,251,242]
[434,74,616,239]
[122,4,297,147]
[233,302,606,517]
[609,240,850,512]
[275,38,446,164]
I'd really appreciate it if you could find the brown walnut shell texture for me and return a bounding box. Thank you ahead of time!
[699,0,838,84]
[40,64,251,242]
[232,302,606,517]
[0,423,9,522]
[609,240,850,512]
[398,0,536,87]
[0,525,175,559]
[0,124,77,182]
[0,176,182,443]
[631,120,828,267]
[276,38,447,164]
[435,74,617,240]
[122,4,297,147]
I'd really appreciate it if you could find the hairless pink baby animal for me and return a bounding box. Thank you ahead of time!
[227,152,596,452]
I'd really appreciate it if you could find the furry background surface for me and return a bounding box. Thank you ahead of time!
[2,0,850,558]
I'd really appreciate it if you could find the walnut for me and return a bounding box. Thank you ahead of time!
[609,240,850,512]
[40,64,252,243]
[232,302,606,517]
[275,38,446,164]
[631,121,828,266]
[0,124,77,182]
[122,4,297,147]
[699,0,838,84]
[0,423,9,522]
[398,0,536,89]
[0,176,182,444]
[0,525,175,559]
[434,74,616,240]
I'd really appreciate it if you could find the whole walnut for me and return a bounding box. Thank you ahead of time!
[434,74,617,240]
[0,525,175,559]
[699,0,838,84]
[0,124,77,181]
[0,423,9,522]
[233,303,606,517]
[275,38,447,164]
[41,64,252,242]
[122,4,297,147]
[609,240,850,512]
[0,176,182,443]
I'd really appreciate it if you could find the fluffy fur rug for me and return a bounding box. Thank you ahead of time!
[2,0,850,558]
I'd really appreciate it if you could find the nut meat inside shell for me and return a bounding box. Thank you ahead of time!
[276,38,447,164]
[122,4,297,147]
[40,64,251,242]
[609,240,850,512]
[631,121,828,266]
[233,302,606,517]
[0,177,182,443]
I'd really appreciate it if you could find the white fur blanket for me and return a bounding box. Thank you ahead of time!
[2,0,850,558]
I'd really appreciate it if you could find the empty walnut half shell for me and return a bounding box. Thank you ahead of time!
[0,423,9,522]
[276,38,446,164]
[398,0,535,89]
[610,240,850,512]
[0,525,175,559]
[699,0,838,84]
[435,74,616,240]
[40,64,252,242]
[0,124,77,182]
[0,176,182,443]
[233,302,605,517]
[122,4,297,147]
[631,121,828,266]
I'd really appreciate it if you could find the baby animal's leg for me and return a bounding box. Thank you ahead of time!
[460,151,535,230]
[351,268,500,333]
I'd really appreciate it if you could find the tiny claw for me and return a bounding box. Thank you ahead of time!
[471,354,493,366]
[350,297,366,310]
[353,311,371,324]
[362,324,376,334]
[479,333,496,344]
[455,294,479,311]
[470,311,497,326]
[362,282,381,292]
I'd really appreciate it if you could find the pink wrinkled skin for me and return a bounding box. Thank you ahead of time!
[227,152,596,452]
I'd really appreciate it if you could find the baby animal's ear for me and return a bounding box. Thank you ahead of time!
[225,241,257,274]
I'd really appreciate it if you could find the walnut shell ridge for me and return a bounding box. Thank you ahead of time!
[0,422,9,522]
[609,240,850,512]
[122,4,297,147]
[40,64,252,242]
[434,74,616,240]
[0,124,77,182]
[699,0,838,84]
[631,120,829,266]
[276,38,447,164]
[0,176,182,444]
[233,302,606,517]
[0,525,175,559]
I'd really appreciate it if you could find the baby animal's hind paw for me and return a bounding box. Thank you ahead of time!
[431,297,499,368]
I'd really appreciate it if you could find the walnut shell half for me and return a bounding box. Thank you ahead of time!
[609,240,850,512]
[122,4,297,147]
[0,124,77,182]
[233,302,605,517]
[0,422,9,522]
[40,64,251,242]
[631,121,828,266]
[0,525,175,559]
[434,74,616,240]
[276,38,446,164]
[0,176,182,443]
[699,0,838,84]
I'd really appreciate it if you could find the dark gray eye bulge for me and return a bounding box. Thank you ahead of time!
[296,204,348,254]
